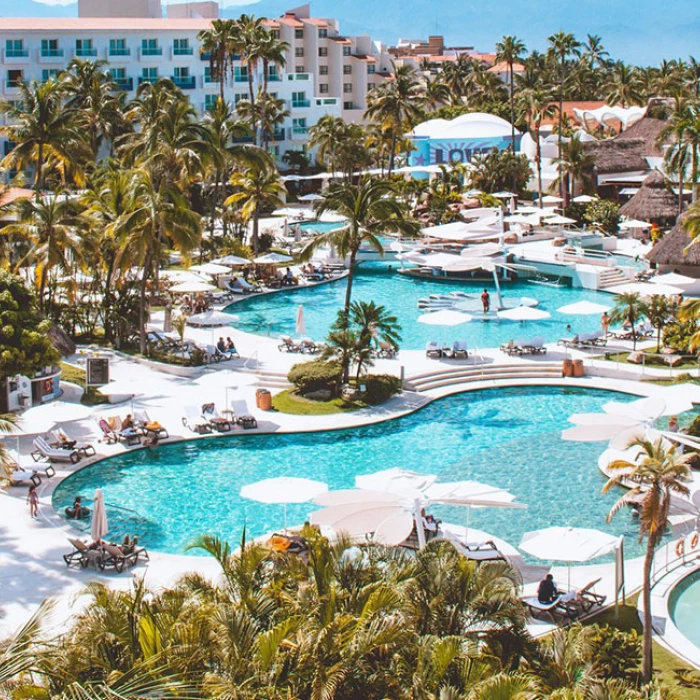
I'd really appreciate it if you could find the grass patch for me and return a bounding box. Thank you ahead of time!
[59,362,109,406]
[585,594,700,697]
[598,351,700,371]
[271,389,368,415]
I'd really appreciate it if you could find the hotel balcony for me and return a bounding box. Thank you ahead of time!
[234,75,249,83]
[291,99,311,108]
[315,97,339,106]
[39,49,65,63]
[138,76,157,86]
[172,46,194,57]
[4,81,22,95]
[273,128,285,141]
[109,48,132,58]
[200,52,211,61]
[139,47,163,60]
[291,126,309,137]
[112,77,134,92]
[172,76,196,90]
[74,48,97,58]
[3,49,29,64]
[287,73,311,82]
[267,74,282,82]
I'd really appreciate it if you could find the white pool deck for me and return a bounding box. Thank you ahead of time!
[2,319,700,652]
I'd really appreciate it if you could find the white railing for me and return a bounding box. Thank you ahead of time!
[650,531,700,587]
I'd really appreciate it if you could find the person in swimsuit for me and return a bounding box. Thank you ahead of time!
[27,485,39,518]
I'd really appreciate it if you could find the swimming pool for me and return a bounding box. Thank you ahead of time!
[669,568,700,650]
[53,386,647,557]
[229,262,615,350]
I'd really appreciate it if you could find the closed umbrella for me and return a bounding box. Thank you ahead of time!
[91,488,109,543]
[295,305,306,336]
[519,526,619,587]
[497,306,551,321]
[241,477,328,530]
[187,310,238,327]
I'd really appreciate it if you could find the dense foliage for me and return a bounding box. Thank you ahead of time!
[288,358,343,395]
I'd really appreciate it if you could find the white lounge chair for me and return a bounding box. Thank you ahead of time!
[6,462,41,487]
[50,429,96,457]
[32,436,81,464]
[521,337,546,355]
[450,340,468,358]
[278,335,302,352]
[426,341,442,358]
[133,411,169,438]
[201,403,232,432]
[230,399,258,429]
[182,406,213,434]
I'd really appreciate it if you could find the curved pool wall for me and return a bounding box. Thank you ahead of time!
[669,568,700,651]
[228,262,616,350]
[53,386,650,557]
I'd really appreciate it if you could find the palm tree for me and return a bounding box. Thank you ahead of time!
[645,294,672,352]
[518,87,556,206]
[116,169,201,354]
[308,115,346,174]
[552,133,596,207]
[605,64,643,109]
[364,62,425,175]
[604,439,691,683]
[302,178,418,319]
[682,199,700,242]
[236,89,290,150]
[495,36,527,162]
[4,191,79,310]
[581,34,609,69]
[548,32,581,200]
[257,30,289,147]
[198,18,239,102]
[0,413,18,487]
[237,15,267,144]
[225,160,285,254]
[0,79,85,191]
[609,292,649,350]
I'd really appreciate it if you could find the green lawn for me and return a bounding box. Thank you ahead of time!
[586,594,700,696]
[597,351,700,371]
[272,389,368,415]
[59,362,109,406]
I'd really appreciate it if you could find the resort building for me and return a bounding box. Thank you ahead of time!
[0,2,394,165]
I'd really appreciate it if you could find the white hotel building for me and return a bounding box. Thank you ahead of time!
[0,1,394,165]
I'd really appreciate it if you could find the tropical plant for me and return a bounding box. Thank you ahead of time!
[198,19,240,101]
[583,199,620,234]
[645,294,672,352]
[469,150,532,197]
[604,439,691,683]
[552,133,596,207]
[495,36,527,163]
[609,292,649,349]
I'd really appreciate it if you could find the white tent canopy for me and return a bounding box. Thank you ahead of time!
[520,526,619,563]
[253,253,294,265]
[557,301,611,315]
[214,255,251,266]
[497,306,551,321]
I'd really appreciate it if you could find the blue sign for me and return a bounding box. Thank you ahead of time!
[410,135,520,167]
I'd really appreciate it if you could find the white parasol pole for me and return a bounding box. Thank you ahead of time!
[414,499,426,549]
[492,268,503,310]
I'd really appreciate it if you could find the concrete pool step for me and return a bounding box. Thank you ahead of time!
[407,363,563,392]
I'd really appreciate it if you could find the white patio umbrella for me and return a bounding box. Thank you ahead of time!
[241,477,328,530]
[620,219,651,230]
[653,272,695,286]
[272,207,313,219]
[573,194,597,203]
[91,488,109,543]
[298,193,324,202]
[295,305,306,336]
[541,194,564,204]
[189,262,231,276]
[497,306,551,321]
[161,270,210,283]
[519,526,619,587]
[417,310,473,326]
[187,310,238,327]
[214,255,251,266]
[544,215,577,225]
[170,281,218,294]
[19,401,93,434]
[253,252,294,265]
[557,301,611,315]
[493,191,517,198]
[355,467,437,495]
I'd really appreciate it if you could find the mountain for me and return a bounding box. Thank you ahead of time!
[5,0,700,64]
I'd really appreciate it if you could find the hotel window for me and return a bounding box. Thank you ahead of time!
[234,93,247,105]
[343,83,352,93]
[141,39,161,56]
[42,69,60,83]
[368,64,376,74]
[204,66,215,83]
[109,38,130,56]
[295,28,304,39]
[368,82,376,91]
[41,39,61,57]
[75,39,96,57]
[343,100,353,109]
[7,69,23,87]
[318,47,327,57]
[5,40,27,57]
[319,83,329,94]
[271,29,281,39]
[295,65,305,73]
[205,94,218,110]
[111,67,126,80]
[319,65,328,75]
[141,67,158,83]
[343,65,352,75]
[318,28,328,38]
[173,38,192,55]
[342,46,351,56]
[295,47,304,57]
[234,66,248,82]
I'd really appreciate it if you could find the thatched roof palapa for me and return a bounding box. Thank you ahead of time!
[646,214,700,267]
[616,117,667,156]
[619,170,679,223]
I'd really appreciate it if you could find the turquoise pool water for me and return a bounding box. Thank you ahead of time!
[53,386,647,556]
[670,569,700,649]
[298,220,345,234]
[229,262,616,350]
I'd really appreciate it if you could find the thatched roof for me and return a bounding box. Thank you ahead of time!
[616,117,667,156]
[48,325,76,357]
[585,138,649,174]
[619,170,679,222]
[647,215,700,266]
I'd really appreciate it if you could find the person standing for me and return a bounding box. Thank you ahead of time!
[481,289,491,314]
[601,311,610,336]
[27,485,39,519]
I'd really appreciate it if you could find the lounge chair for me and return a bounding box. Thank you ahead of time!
[108,417,142,446]
[133,411,169,439]
[201,403,232,432]
[231,399,258,429]
[500,339,522,355]
[300,338,322,354]
[227,277,261,295]
[97,418,119,444]
[557,334,580,349]
[50,429,96,458]
[8,448,54,479]
[202,344,223,363]
[182,406,213,434]
[461,540,507,563]
[559,578,607,614]
[586,331,607,347]
[522,596,570,622]
[63,538,91,568]
[450,340,469,358]
[98,543,139,573]
[7,464,41,487]
[521,337,547,355]
[377,340,398,358]
[426,341,442,358]
[278,335,302,352]
[31,436,81,464]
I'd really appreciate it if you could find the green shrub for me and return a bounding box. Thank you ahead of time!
[584,200,621,234]
[359,374,402,405]
[589,624,641,679]
[288,359,343,396]
[662,319,698,353]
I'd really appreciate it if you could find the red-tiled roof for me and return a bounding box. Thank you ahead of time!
[0,187,33,208]
[487,61,525,73]
[304,18,329,26]
[279,17,304,27]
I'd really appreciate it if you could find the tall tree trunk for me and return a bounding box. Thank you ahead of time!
[343,247,359,323]
[509,63,517,192]
[252,207,259,254]
[139,252,151,356]
[35,142,44,192]
[388,131,397,176]
[247,63,257,145]
[559,61,565,201]
[641,536,655,683]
